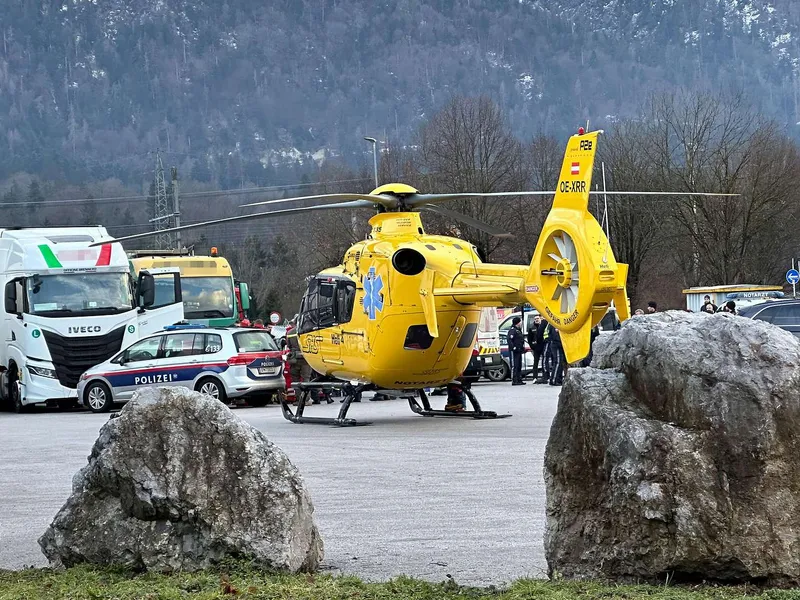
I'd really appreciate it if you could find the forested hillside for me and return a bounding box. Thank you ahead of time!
[2,0,800,185]
[2,0,800,312]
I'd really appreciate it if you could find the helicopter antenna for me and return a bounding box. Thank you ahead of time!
[601,161,611,263]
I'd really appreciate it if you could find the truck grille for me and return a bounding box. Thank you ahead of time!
[42,326,126,389]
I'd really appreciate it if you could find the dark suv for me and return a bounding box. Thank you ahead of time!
[738,299,800,338]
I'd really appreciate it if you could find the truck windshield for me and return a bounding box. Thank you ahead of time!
[182,277,234,320]
[27,273,133,316]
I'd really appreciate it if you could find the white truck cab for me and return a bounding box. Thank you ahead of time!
[0,227,184,411]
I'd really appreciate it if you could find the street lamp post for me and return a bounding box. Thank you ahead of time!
[364,136,378,188]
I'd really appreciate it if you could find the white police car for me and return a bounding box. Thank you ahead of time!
[77,325,285,412]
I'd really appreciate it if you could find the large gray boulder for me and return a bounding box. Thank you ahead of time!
[39,387,323,572]
[545,311,800,585]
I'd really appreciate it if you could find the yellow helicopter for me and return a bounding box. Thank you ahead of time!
[102,128,730,425]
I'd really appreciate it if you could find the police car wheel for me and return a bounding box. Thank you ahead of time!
[196,378,226,402]
[486,362,509,381]
[85,382,113,413]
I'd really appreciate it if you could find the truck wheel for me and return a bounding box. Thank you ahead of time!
[196,377,226,403]
[486,361,510,382]
[9,366,27,413]
[85,381,113,413]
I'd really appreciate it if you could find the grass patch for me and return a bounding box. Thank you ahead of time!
[2,564,800,600]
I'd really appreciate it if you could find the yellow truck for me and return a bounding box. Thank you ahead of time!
[129,248,249,326]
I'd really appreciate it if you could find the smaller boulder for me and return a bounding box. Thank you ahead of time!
[39,387,323,572]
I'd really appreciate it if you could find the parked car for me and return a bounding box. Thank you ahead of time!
[461,345,505,383]
[737,299,800,337]
[77,325,285,412]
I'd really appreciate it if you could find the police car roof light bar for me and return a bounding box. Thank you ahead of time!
[163,324,208,330]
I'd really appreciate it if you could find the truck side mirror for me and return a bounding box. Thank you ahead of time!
[238,282,250,311]
[138,273,155,309]
[4,281,16,314]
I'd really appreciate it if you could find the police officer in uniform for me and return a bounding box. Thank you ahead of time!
[507,316,526,386]
[527,314,547,383]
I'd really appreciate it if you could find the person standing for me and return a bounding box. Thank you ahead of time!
[580,325,600,367]
[528,314,547,383]
[286,324,316,405]
[507,316,526,386]
[701,295,717,313]
[547,322,565,386]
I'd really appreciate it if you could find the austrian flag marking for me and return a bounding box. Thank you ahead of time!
[570,162,580,175]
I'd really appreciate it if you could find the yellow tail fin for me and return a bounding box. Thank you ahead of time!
[523,129,627,364]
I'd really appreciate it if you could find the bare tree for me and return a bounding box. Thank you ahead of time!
[418,96,528,259]
[642,91,800,285]
[597,123,666,307]
[503,134,562,263]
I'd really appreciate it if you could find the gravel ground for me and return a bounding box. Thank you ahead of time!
[0,381,559,586]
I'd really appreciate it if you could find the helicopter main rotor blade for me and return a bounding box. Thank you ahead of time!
[241,192,391,209]
[406,190,737,209]
[90,200,376,246]
[420,204,514,239]
[587,191,739,197]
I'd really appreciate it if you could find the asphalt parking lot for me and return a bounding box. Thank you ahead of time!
[0,381,559,586]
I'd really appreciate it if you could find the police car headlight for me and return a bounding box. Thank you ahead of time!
[28,365,57,379]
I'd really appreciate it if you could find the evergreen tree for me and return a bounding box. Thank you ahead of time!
[121,208,135,226]
[261,287,282,317]
[80,195,99,225]
[24,180,45,227]
[191,159,212,183]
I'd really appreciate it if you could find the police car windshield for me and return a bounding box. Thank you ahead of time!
[27,273,133,317]
[181,277,234,319]
[234,330,278,352]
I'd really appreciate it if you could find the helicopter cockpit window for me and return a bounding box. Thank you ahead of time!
[298,277,356,333]
[404,325,434,350]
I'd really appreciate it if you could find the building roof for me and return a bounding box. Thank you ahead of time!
[682,285,784,295]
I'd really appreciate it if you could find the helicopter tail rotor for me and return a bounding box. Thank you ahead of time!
[523,129,629,364]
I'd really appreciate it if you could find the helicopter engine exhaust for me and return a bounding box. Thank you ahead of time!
[392,248,426,276]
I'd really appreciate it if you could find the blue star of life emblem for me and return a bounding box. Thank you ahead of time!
[363,267,384,320]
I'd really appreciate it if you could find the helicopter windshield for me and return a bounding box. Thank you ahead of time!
[298,277,356,334]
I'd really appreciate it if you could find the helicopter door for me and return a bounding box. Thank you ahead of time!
[440,315,467,358]
[317,280,342,365]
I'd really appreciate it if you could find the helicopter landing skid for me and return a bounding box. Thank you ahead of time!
[408,388,512,420]
[280,382,373,426]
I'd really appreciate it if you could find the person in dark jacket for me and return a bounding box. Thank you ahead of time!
[580,325,600,367]
[723,300,737,315]
[507,316,526,386]
[286,326,314,405]
[547,323,565,386]
[701,295,718,313]
[527,314,548,383]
